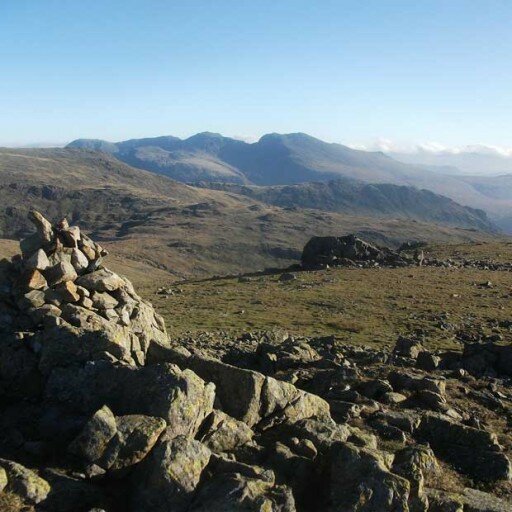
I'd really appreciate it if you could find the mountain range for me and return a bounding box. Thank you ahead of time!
[67,133,512,231]
[0,148,499,278]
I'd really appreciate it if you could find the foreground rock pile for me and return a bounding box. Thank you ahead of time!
[0,213,511,511]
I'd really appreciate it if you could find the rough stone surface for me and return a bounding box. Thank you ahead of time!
[132,435,211,512]
[0,459,51,504]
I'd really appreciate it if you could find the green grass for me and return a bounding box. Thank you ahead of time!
[139,243,512,351]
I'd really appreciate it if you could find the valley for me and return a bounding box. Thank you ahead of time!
[0,148,503,280]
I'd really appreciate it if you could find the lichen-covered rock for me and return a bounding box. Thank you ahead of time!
[189,472,296,512]
[45,362,215,437]
[416,412,511,482]
[185,355,330,428]
[198,409,254,453]
[131,435,211,512]
[186,355,265,426]
[8,211,169,367]
[392,445,438,512]
[329,442,410,511]
[68,405,117,463]
[100,414,167,471]
[0,459,51,505]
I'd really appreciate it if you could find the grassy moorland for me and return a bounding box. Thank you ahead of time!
[138,241,512,351]
[2,237,511,352]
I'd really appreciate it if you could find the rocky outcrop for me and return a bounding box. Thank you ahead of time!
[0,212,511,511]
[301,234,411,269]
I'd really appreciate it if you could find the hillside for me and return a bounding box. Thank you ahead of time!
[200,178,495,232]
[0,148,503,279]
[67,133,512,230]
[1,214,512,511]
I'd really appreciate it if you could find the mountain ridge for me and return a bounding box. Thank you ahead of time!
[67,133,512,231]
[199,178,495,232]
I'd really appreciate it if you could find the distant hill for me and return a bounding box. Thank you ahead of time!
[67,133,512,231]
[0,148,501,278]
[201,178,495,232]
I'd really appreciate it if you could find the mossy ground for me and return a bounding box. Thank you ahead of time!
[139,242,512,352]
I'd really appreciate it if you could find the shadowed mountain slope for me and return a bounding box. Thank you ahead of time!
[200,178,495,232]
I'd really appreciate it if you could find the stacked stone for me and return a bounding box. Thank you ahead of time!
[7,211,167,365]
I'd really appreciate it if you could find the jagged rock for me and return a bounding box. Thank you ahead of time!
[416,412,512,482]
[18,268,48,291]
[389,370,446,396]
[98,414,167,471]
[55,281,80,302]
[91,291,119,310]
[392,445,438,512]
[132,435,211,512]
[461,342,512,378]
[393,337,423,359]
[71,247,89,273]
[37,324,139,372]
[426,488,512,512]
[425,489,464,511]
[18,289,46,309]
[329,442,410,511]
[370,410,420,435]
[182,356,264,426]
[68,405,118,463]
[189,472,296,512]
[256,339,321,373]
[198,409,254,453]
[267,441,318,508]
[381,391,407,404]
[181,355,330,428]
[76,269,125,293]
[357,379,393,400]
[0,458,51,505]
[273,418,352,452]
[45,362,215,437]
[416,351,441,371]
[44,261,78,286]
[414,389,447,412]
[289,437,317,459]
[25,248,50,271]
[29,210,54,243]
[460,487,512,511]
[301,234,408,269]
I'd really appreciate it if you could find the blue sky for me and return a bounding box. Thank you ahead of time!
[1,0,511,149]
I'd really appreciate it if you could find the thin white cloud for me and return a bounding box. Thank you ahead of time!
[346,138,512,158]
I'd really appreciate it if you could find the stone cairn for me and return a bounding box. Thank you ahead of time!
[1,210,167,366]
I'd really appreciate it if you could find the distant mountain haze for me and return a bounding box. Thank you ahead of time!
[390,149,512,175]
[67,132,512,232]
